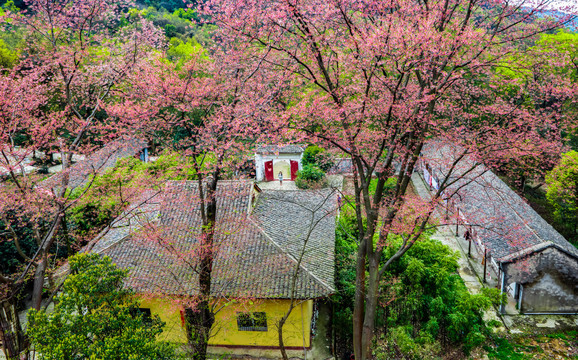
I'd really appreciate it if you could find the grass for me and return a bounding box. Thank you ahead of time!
[485,332,578,360]
[485,337,529,360]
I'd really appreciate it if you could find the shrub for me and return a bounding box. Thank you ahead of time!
[295,164,326,189]
[302,145,334,172]
[27,254,175,360]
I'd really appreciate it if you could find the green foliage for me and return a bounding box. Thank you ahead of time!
[0,43,18,70]
[374,327,442,360]
[295,164,326,189]
[545,330,578,341]
[522,183,578,247]
[380,237,502,356]
[333,207,502,358]
[173,7,198,21]
[139,6,213,46]
[0,7,22,69]
[546,150,578,237]
[69,152,196,236]
[167,37,203,65]
[164,23,177,38]
[302,145,333,172]
[485,337,528,360]
[27,253,175,360]
[536,30,578,81]
[332,205,359,356]
[0,0,20,15]
[140,0,187,12]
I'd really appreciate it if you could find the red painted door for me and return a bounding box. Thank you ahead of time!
[290,160,299,180]
[265,160,274,181]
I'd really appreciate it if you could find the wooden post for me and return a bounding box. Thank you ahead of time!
[455,209,459,235]
[483,249,487,283]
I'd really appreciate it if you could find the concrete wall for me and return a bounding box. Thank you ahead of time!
[505,247,578,313]
[141,297,313,347]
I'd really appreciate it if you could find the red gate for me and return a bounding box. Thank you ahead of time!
[264,160,274,181]
[290,160,299,180]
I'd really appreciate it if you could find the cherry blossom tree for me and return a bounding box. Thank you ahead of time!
[109,41,277,358]
[0,0,161,358]
[208,0,577,357]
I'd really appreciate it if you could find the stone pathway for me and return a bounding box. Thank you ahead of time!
[256,180,299,190]
[256,175,343,192]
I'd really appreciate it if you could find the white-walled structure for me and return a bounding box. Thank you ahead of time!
[255,145,304,182]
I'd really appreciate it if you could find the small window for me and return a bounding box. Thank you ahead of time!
[237,312,267,332]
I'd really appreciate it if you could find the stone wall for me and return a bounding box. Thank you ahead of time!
[505,247,578,313]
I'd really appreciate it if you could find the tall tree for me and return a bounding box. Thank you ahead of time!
[111,44,274,358]
[0,1,160,358]
[209,0,576,358]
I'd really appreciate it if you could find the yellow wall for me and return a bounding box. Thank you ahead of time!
[140,297,313,348]
[140,298,188,343]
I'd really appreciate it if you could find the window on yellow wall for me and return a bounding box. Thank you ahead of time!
[237,312,268,331]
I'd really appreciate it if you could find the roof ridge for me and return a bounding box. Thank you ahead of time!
[247,217,334,294]
[497,241,553,262]
[165,179,254,185]
[92,208,160,254]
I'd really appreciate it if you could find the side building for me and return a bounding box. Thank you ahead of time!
[40,138,148,193]
[420,141,578,314]
[255,145,304,182]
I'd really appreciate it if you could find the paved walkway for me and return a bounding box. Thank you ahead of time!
[411,172,507,331]
[256,176,343,192]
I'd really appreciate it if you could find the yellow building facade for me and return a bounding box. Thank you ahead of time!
[141,297,313,348]
[93,182,336,354]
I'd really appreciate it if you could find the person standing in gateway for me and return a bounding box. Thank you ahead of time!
[278,171,283,186]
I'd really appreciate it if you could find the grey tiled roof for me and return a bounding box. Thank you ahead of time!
[255,144,305,154]
[253,190,336,292]
[41,138,147,192]
[422,141,578,262]
[93,181,336,299]
[90,192,162,254]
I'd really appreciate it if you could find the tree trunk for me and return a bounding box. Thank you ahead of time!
[352,236,367,359]
[360,257,380,360]
[518,175,526,193]
[31,214,63,310]
[278,312,290,360]
[31,255,48,311]
[184,301,215,360]
[0,297,27,360]
[185,176,218,360]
